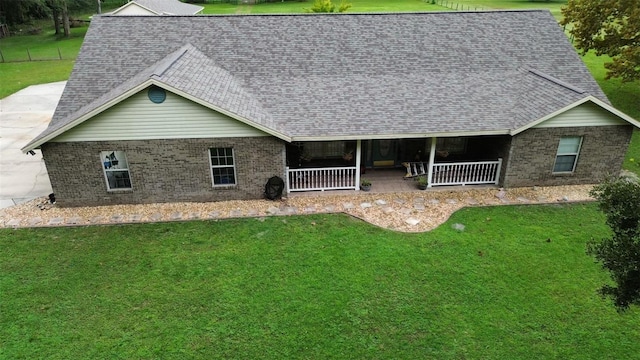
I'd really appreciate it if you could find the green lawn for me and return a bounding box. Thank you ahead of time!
[624,130,640,176]
[0,26,87,62]
[1,204,639,358]
[202,0,443,14]
[0,26,86,99]
[433,0,567,18]
[1,4,639,354]
[0,60,74,97]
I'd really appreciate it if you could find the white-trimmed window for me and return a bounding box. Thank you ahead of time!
[209,148,236,186]
[553,137,582,173]
[101,151,132,190]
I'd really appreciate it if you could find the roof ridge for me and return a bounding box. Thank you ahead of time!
[101,9,551,19]
[523,67,586,94]
[152,43,194,78]
[148,45,282,135]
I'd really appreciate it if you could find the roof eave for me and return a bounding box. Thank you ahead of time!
[112,2,163,15]
[291,129,511,142]
[21,79,291,153]
[588,96,640,128]
[21,80,155,153]
[510,96,640,136]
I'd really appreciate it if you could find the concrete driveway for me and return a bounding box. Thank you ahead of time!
[0,81,66,209]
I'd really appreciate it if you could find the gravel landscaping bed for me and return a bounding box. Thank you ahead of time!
[0,185,595,232]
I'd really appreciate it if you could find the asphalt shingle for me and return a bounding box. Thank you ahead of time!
[28,11,609,148]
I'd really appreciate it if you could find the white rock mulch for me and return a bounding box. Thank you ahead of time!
[0,185,595,233]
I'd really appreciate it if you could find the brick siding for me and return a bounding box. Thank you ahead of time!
[42,137,286,207]
[503,126,634,187]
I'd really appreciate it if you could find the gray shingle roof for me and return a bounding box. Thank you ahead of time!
[27,11,614,149]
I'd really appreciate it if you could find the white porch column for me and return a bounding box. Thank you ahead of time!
[355,139,362,191]
[427,136,437,188]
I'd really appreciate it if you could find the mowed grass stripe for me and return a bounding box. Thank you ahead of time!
[1,204,639,358]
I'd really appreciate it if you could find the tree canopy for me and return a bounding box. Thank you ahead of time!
[0,0,95,36]
[588,176,640,310]
[561,0,640,82]
[0,0,49,25]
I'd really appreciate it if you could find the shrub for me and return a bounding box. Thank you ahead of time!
[305,0,352,13]
[588,176,640,310]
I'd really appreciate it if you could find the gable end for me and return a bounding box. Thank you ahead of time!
[533,101,627,129]
[52,88,270,142]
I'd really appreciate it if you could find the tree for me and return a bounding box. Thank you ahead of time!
[561,0,640,82]
[588,176,640,310]
[0,0,93,34]
[45,0,65,36]
[45,0,92,37]
[305,0,352,13]
[0,0,50,26]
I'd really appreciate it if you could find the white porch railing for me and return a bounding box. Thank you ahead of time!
[286,166,358,193]
[430,158,502,186]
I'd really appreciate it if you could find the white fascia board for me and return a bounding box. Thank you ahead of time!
[510,98,590,135]
[291,129,510,142]
[588,96,640,128]
[158,82,292,142]
[21,81,153,153]
[109,2,132,14]
[21,141,39,153]
[21,79,292,153]
[511,96,640,136]
[111,2,162,15]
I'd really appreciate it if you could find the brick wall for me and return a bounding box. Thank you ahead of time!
[42,137,286,207]
[503,126,634,187]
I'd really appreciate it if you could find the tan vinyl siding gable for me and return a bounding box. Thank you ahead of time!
[52,90,269,142]
[533,102,627,129]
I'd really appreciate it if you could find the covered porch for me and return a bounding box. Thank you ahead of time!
[287,167,502,196]
[285,136,509,193]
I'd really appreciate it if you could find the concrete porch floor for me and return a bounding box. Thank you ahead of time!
[361,167,423,193]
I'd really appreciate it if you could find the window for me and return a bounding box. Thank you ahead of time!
[437,138,467,155]
[101,151,132,190]
[209,148,236,186]
[298,141,348,159]
[553,137,582,173]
